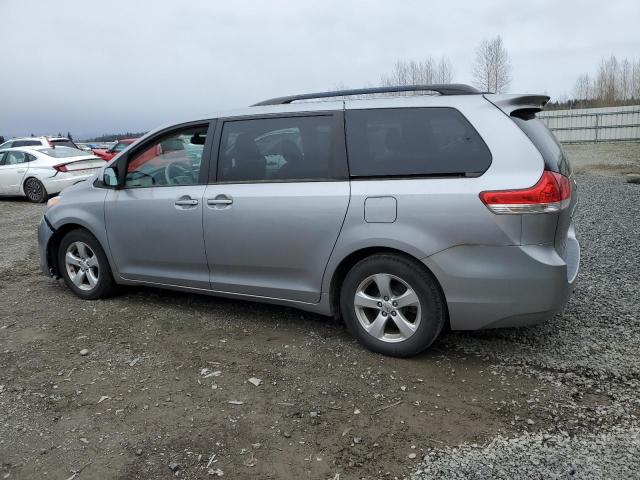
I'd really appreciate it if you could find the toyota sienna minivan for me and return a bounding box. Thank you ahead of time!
[38,84,579,357]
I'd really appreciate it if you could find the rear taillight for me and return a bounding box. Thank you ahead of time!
[53,164,69,173]
[479,171,572,214]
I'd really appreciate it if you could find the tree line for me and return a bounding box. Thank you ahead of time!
[376,35,511,94]
[84,132,148,142]
[351,37,640,110]
[570,55,640,107]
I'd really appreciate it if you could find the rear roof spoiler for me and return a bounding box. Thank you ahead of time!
[483,94,550,116]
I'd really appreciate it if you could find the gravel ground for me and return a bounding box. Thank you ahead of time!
[0,198,39,271]
[413,172,640,478]
[0,144,639,479]
[413,427,640,479]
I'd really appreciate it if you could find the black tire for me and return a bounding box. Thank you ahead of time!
[340,254,446,357]
[57,229,117,300]
[24,177,47,203]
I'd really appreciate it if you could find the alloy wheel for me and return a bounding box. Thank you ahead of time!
[25,179,43,202]
[65,241,99,291]
[353,273,422,343]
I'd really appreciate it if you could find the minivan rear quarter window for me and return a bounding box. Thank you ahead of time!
[511,114,571,177]
[346,107,491,178]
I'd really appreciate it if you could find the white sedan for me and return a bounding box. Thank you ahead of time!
[0,146,106,203]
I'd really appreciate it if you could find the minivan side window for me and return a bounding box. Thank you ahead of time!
[217,115,337,182]
[511,115,571,177]
[125,125,208,188]
[346,108,492,177]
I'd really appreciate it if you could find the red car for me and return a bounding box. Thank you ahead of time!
[92,138,138,161]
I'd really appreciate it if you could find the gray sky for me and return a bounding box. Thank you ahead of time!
[1,0,639,139]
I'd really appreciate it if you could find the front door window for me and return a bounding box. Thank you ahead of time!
[125,126,208,188]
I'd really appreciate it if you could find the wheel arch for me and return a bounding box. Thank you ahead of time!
[328,246,449,327]
[46,223,108,278]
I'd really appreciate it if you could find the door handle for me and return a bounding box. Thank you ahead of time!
[17,169,26,173]
[175,198,198,206]
[207,198,233,205]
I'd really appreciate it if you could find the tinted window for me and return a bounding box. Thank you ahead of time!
[13,140,40,147]
[511,115,571,176]
[125,125,208,188]
[346,108,491,177]
[218,115,338,182]
[114,141,130,153]
[50,139,77,148]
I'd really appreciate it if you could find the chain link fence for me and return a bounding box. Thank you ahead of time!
[538,105,640,143]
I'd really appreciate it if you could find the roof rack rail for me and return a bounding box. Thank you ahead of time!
[252,84,481,106]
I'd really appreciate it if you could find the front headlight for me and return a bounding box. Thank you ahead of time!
[47,196,60,209]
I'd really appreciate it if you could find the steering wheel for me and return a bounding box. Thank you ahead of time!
[164,162,194,185]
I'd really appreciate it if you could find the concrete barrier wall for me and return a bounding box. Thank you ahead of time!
[538,105,640,143]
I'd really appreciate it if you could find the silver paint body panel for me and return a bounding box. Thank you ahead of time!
[39,93,579,329]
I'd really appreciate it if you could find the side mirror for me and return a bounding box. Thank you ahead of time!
[103,166,120,187]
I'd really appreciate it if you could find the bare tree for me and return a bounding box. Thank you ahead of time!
[573,74,592,100]
[633,59,640,99]
[472,35,512,93]
[619,58,632,100]
[435,57,453,83]
[595,55,619,102]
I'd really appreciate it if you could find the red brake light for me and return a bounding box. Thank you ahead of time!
[479,171,572,214]
[53,163,69,173]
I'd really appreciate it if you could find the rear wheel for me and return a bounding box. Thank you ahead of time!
[340,254,445,357]
[57,229,117,300]
[24,177,47,203]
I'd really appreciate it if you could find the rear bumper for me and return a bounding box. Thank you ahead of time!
[423,236,580,330]
[42,172,96,195]
[38,216,55,276]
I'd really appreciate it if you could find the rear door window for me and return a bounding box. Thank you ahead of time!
[345,107,491,177]
[217,115,344,182]
[4,151,28,165]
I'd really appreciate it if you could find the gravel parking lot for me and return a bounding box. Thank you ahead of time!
[1,144,638,479]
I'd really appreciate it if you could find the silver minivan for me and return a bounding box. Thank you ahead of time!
[38,85,579,356]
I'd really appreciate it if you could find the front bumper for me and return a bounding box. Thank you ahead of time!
[423,238,580,330]
[38,216,56,276]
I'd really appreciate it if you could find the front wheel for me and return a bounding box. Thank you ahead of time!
[24,177,47,203]
[340,254,446,357]
[57,229,117,300]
